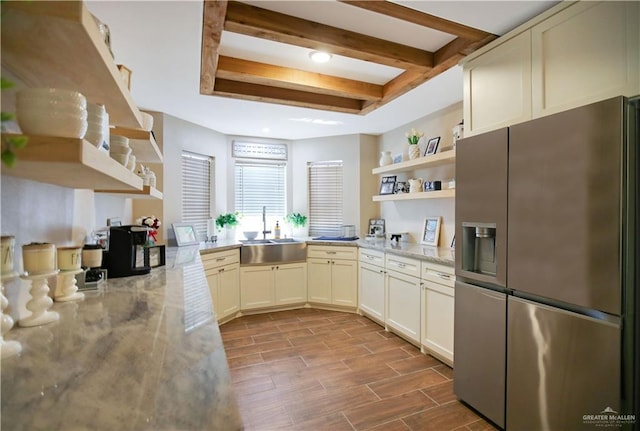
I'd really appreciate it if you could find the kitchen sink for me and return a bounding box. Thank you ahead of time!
[240,239,307,265]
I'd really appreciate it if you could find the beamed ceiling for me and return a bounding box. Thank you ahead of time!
[200,0,498,114]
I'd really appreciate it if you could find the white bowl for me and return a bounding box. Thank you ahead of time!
[110,146,131,157]
[126,155,136,172]
[84,131,105,147]
[87,103,106,116]
[243,231,259,240]
[17,99,87,115]
[17,88,87,107]
[110,134,129,146]
[17,110,88,138]
[110,153,129,166]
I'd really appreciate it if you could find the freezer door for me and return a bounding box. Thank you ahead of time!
[508,97,623,315]
[454,281,506,428]
[507,296,620,431]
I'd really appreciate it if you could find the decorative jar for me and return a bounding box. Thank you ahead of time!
[379,151,393,166]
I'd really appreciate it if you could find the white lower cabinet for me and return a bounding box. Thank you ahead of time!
[421,262,456,366]
[358,248,385,324]
[240,263,307,311]
[385,254,421,346]
[307,245,358,309]
[202,249,240,322]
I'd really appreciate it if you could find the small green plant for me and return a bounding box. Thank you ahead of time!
[215,212,240,230]
[285,212,307,227]
[1,77,27,167]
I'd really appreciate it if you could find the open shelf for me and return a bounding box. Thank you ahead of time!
[95,185,163,200]
[110,126,163,163]
[1,1,142,129]
[372,150,456,175]
[2,134,143,191]
[373,189,456,202]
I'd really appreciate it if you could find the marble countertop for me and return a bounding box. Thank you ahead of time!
[1,247,243,431]
[198,237,454,266]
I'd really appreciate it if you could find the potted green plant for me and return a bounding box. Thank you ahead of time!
[215,212,240,240]
[285,212,308,238]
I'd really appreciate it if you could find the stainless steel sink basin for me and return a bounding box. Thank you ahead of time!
[240,239,307,265]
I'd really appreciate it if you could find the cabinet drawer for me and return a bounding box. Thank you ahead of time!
[359,248,384,266]
[308,245,357,260]
[421,262,455,287]
[385,253,421,278]
[201,248,239,270]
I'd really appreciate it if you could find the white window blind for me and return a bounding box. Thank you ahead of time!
[308,161,343,237]
[235,162,286,219]
[182,151,213,240]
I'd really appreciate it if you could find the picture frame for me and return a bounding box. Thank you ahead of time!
[424,136,441,156]
[379,175,397,195]
[145,245,166,268]
[421,216,442,246]
[368,218,385,237]
[172,223,200,246]
[394,181,408,194]
[393,154,403,164]
[450,235,456,249]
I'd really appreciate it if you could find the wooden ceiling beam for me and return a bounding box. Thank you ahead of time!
[213,78,363,114]
[223,1,433,71]
[216,56,383,101]
[200,0,227,94]
[340,1,496,41]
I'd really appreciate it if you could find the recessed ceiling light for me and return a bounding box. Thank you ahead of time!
[309,51,332,63]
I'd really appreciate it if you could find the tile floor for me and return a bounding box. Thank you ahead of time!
[220,308,498,431]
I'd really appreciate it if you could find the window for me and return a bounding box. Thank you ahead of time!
[308,161,343,236]
[181,151,214,240]
[235,161,286,230]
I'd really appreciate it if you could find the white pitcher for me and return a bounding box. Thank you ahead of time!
[408,178,423,193]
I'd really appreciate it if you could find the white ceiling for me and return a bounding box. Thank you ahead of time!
[86,1,558,140]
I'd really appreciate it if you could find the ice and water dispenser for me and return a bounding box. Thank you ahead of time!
[461,222,497,276]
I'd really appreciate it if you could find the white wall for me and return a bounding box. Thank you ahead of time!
[377,102,462,247]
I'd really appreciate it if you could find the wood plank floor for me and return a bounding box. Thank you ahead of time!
[220,308,498,431]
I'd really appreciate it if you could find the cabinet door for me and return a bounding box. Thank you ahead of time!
[205,270,220,318]
[331,259,358,308]
[240,266,275,310]
[275,263,307,305]
[421,281,455,366]
[359,261,385,323]
[307,258,332,304]
[532,1,639,118]
[386,270,421,345]
[218,264,240,320]
[463,31,532,136]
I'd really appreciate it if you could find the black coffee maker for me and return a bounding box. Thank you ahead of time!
[102,225,151,278]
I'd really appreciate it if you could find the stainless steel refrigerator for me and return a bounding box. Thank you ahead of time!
[454,96,638,430]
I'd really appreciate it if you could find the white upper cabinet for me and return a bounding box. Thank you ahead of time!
[463,31,532,136]
[531,1,639,117]
[462,1,640,136]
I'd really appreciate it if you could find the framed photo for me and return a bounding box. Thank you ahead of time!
[379,175,397,195]
[394,181,408,194]
[424,137,441,156]
[172,223,200,246]
[450,235,456,249]
[421,216,442,246]
[393,154,403,164]
[145,245,166,268]
[368,219,385,237]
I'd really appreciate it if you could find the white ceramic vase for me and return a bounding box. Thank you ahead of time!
[408,144,420,160]
[379,151,393,166]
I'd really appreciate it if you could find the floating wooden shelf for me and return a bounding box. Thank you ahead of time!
[95,185,163,200]
[110,126,163,163]
[1,1,142,129]
[373,189,456,202]
[1,134,143,191]
[372,150,456,175]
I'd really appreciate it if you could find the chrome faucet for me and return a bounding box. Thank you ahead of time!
[262,206,271,239]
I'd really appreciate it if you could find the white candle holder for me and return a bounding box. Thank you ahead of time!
[19,271,60,327]
[55,269,85,302]
[1,273,22,358]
